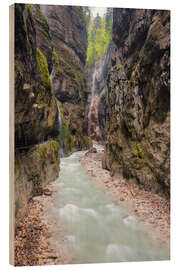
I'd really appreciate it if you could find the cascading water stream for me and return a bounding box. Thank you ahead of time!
[40,5,65,157]
[54,96,62,130]
[88,56,106,138]
[88,65,97,136]
[47,144,170,264]
[37,8,169,262]
[50,70,64,157]
[54,97,65,157]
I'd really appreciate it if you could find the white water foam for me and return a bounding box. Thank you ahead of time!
[50,145,170,263]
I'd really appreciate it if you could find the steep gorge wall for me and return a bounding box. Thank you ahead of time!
[103,9,170,198]
[86,42,116,141]
[15,4,60,221]
[43,5,90,154]
[14,3,90,220]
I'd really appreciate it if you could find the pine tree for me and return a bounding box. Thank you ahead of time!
[82,6,91,29]
[86,9,113,64]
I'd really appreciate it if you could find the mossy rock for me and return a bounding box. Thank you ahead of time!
[37,140,60,165]
[37,7,51,41]
[53,49,61,74]
[27,4,33,13]
[132,143,144,159]
[56,101,73,154]
[131,63,140,87]
[37,144,48,160]
[50,139,60,160]
[36,48,51,90]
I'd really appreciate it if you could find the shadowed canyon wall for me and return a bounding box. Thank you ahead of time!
[14,3,89,221]
[15,4,60,220]
[43,5,90,155]
[103,9,170,198]
[87,42,116,142]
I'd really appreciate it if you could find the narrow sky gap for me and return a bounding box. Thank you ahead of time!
[90,7,107,18]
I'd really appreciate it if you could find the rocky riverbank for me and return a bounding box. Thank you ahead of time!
[14,148,170,266]
[14,182,72,266]
[80,151,170,242]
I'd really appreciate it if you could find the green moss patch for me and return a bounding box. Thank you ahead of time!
[50,139,59,159]
[36,48,51,90]
[133,143,144,159]
[37,7,51,41]
[37,144,48,160]
[37,141,60,166]
[27,4,33,13]
[131,63,140,87]
[53,49,60,74]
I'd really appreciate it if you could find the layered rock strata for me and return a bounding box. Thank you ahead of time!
[43,5,90,155]
[14,3,90,220]
[14,4,60,220]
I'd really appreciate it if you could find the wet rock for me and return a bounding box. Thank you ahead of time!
[89,147,97,153]
[85,147,97,156]
[15,4,59,150]
[104,9,170,198]
[86,42,116,142]
[15,4,60,221]
[44,5,89,154]
[80,146,170,241]
[43,189,52,196]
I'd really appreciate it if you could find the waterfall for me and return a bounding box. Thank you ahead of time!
[88,65,97,136]
[50,72,62,130]
[54,96,62,130]
[88,57,104,137]
[40,6,64,158]
[50,70,64,157]
[54,96,65,158]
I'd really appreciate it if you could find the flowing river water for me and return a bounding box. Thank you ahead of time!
[48,144,170,264]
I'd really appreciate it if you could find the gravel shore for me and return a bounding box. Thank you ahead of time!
[14,151,170,266]
[80,152,170,243]
[14,182,72,266]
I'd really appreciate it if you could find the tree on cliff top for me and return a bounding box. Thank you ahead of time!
[86,8,113,64]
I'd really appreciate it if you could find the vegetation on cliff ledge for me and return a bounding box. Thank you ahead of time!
[86,8,113,64]
[37,140,60,165]
[36,48,51,90]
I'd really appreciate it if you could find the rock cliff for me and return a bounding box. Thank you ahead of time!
[14,4,90,220]
[87,42,116,141]
[42,5,89,155]
[15,4,60,220]
[103,9,170,198]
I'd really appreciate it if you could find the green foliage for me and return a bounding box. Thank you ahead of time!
[37,144,48,160]
[39,86,45,101]
[27,4,33,13]
[133,143,144,159]
[105,8,113,33]
[83,136,89,146]
[64,62,76,78]
[75,6,87,27]
[131,63,139,87]
[37,141,60,166]
[53,49,60,73]
[50,139,60,159]
[82,6,91,29]
[86,9,113,64]
[37,7,51,41]
[36,48,51,90]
